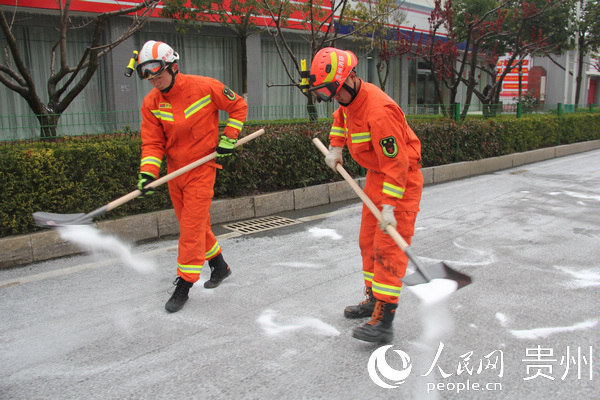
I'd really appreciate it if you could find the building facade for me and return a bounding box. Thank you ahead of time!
[0,1,598,139]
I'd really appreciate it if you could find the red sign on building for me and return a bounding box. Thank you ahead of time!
[496,54,530,103]
[0,0,332,30]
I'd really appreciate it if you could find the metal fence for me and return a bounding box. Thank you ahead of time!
[0,109,141,142]
[1,102,597,142]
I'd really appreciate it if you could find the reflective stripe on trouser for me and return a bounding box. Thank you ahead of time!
[168,165,221,283]
[359,172,419,304]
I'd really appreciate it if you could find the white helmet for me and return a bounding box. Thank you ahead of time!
[136,40,179,79]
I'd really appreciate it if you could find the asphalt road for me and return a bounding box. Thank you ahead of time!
[1,150,599,399]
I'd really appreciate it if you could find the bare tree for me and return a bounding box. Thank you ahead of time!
[481,0,571,111]
[260,0,395,120]
[406,0,568,120]
[348,0,407,92]
[0,0,159,138]
[161,0,268,99]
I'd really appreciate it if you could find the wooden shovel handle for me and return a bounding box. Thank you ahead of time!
[106,128,266,212]
[312,138,409,252]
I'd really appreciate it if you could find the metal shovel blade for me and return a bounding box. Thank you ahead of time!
[32,211,94,228]
[403,261,472,289]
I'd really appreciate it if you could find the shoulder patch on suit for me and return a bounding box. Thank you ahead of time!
[223,86,236,101]
[380,136,398,158]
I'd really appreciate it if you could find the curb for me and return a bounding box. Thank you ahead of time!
[2,140,600,269]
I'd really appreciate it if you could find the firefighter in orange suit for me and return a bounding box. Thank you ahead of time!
[135,40,248,313]
[309,47,423,343]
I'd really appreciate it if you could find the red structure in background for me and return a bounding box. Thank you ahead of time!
[0,0,332,31]
[0,0,162,15]
[496,55,530,103]
[588,79,597,105]
[528,66,547,104]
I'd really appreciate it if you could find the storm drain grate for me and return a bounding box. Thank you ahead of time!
[222,216,301,235]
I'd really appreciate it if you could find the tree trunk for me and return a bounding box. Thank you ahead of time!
[377,59,390,92]
[574,35,585,109]
[240,35,248,99]
[37,113,61,140]
[446,84,459,119]
[429,66,447,117]
[462,75,477,119]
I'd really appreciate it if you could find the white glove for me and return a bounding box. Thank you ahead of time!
[325,146,343,171]
[379,204,397,232]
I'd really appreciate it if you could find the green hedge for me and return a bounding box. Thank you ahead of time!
[213,121,360,197]
[1,113,599,238]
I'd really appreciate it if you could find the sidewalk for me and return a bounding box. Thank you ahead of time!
[2,140,599,269]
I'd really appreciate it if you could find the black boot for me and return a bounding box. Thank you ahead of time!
[344,287,376,319]
[165,277,194,313]
[352,300,398,343]
[204,253,232,289]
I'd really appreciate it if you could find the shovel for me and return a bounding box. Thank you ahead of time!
[312,138,471,289]
[33,128,266,228]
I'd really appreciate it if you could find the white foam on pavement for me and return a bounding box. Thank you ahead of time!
[555,266,600,288]
[509,319,599,340]
[407,278,458,306]
[549,190,600,202]
[57,225,156,274]
[495,312,510,328]
[273,261,322,269]
[563,190,600,202]
[448,240,496,267]
[307,227,342,240]
[257,309,340,337]
[408,279,458,399]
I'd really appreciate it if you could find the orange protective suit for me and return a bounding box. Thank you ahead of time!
[140,73,248,283]
[329,79,423,304]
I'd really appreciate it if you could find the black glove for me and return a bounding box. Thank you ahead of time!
[137,172,156,196]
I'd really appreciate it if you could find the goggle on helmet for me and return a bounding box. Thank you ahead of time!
[136,40,180,80]
[308,48,358,102]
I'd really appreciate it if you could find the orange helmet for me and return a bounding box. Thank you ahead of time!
[136,40,179,79]
[309,48,358,102]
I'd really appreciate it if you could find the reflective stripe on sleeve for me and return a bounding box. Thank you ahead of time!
[330,126,345,138]
[141,156,162,169]
[226,118,244,131]
[350,132,371,144]
[382,182,405,199]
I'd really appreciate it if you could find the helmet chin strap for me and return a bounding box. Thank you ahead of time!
[160,66,178,93]
[338,81,359,107]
